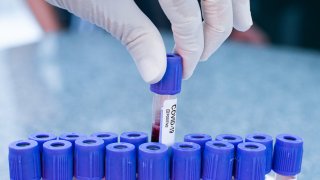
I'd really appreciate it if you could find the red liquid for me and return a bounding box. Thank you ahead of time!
[151,124,160,142]
[151,110,161,142]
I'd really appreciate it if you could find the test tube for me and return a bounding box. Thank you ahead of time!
[138,142,169,180]
[74,137,105,180]
[245,133,274,179]
[184,133,212,178]
[120,131,148,170]
[273,134,303,180]
[106,142,136,180]
[235,142,266,180]
[9,140,41,180]
[42,140,73,180]
[59,132,86,178]
[202,141,234,180]
[171,142,201,180]
[29,132,57,178]
[215,134,243,177]
[150,54,182,147]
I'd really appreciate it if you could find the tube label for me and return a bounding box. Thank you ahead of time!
[159,98,177,147]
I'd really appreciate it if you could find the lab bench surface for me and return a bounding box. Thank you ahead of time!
[0,32,320,179]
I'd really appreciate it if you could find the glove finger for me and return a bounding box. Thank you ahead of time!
[232,0,253,31]
[159,0,204,79]
[200,0,233,61]
[46,0,166,84]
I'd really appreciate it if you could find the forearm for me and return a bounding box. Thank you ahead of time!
[27,0,61,32]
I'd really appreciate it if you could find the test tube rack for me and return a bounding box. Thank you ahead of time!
[8,131,303,180]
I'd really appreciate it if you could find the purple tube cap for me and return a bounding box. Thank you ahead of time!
[150,54,182,95]
[106,142,136,180]
[205,140,235,155]
[139,142,168,158]
[171,142,201,180]
[91,132,118,146]
[138,142,169,180]
[202,141,234,180]
[9,140,41,180]
[106,142,135,159]
[120,131,148,149]
[42,140,73,180]
[245,133,273,174]
[184,133,212,150]
[272,134,303,176]
[29,132,57,152]
[75,137,105,180]
[216,134,243,148]
[59,132,86,146]
[172,142,201,155]
[43,140,72,154]
[236,142,266,180]
[75,137,105,151]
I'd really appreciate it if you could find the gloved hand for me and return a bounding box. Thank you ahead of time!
[46,0,252,84]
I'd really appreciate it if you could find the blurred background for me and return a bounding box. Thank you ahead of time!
[1,0,320,179]
[1,0,320,50]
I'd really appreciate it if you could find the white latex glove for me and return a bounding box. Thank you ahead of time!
[45,0,252,83]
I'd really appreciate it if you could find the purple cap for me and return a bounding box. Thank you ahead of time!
[106,142,136,180]
[42,140,73,180]
[215,134,243,149]
[216,134,243,176]
[202,141,234,180]
[9,140,41,180]
[91,132,118,146]
[75,137,105,180]
[29,132,57,152]
[150,54,182,95]
[245,133,273,174]
[272,134,303,176]
[171,142,201,180]
[184,133,212,151]
[138,142,169,180]
[184,133,212,178]
[120,131,148,150]
[235,142,266,180]
[59,132,86,177]
[59,132,86,147]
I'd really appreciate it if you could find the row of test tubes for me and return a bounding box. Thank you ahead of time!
[8,131,303,180]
